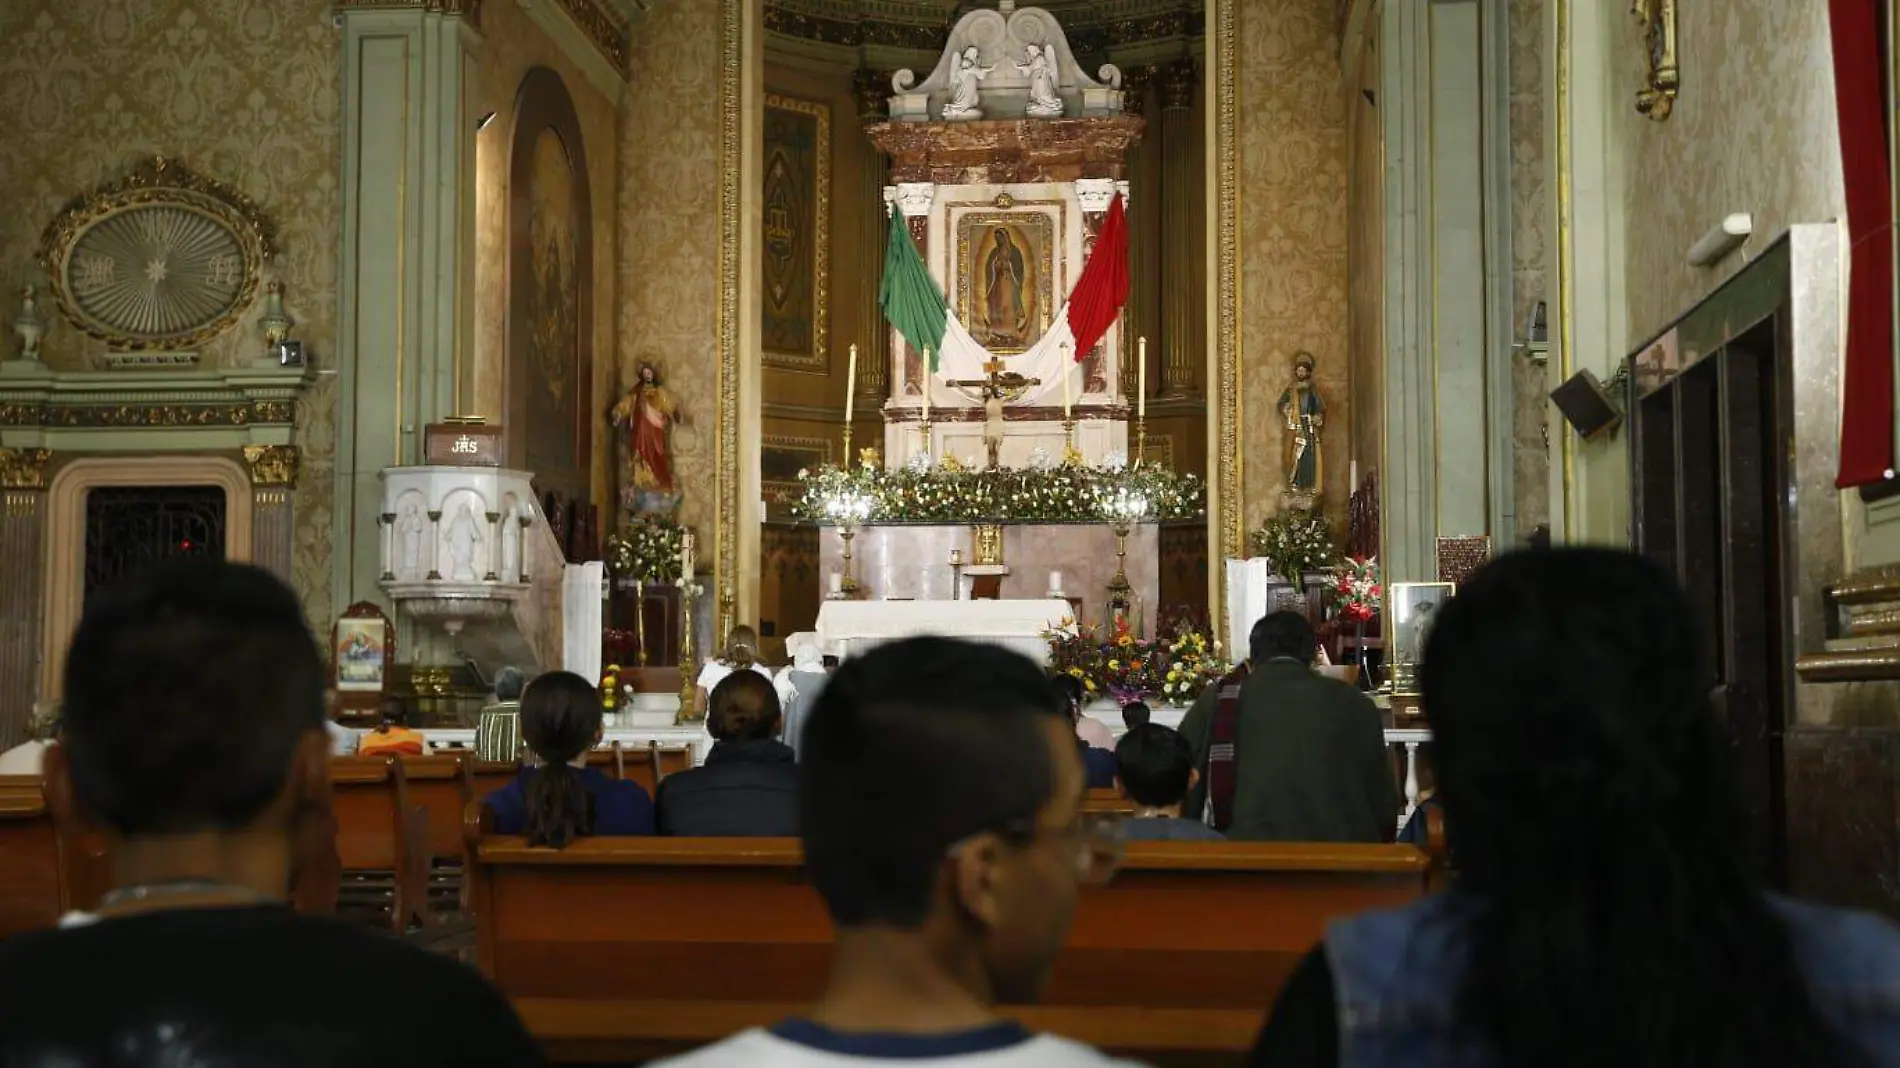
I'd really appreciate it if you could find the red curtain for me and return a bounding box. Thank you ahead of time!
[1066,195,1131,363]
[1833,0,1896,486]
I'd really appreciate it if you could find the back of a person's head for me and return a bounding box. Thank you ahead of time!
[1047,672,1084,719]
[518,670,601,848]
[723,624,759,669]
[1422,548,1848,1068]
[1248,610,1314,665]
[1113,724,1192,808]
[709,669,780,742]
[60,560,323,836]
[379,696,408,728]
[1120,701,1151,730]
[801,638,1057,928]
[493,666,525,702]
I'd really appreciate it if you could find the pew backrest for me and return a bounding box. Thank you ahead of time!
[329,756,427,931]
[465,826,1434,1060]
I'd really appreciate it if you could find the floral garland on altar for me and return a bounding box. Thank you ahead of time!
[1249,508,1338,583]
[792,454,1203,525]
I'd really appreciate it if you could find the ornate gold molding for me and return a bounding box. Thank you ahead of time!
[716,0,743,641]
[0,400,294,428]
[0,448,52,490]
[333,0,483,27]
[1212,0,1241,640]
[242,444,301,488]
[1631,0,1677,121]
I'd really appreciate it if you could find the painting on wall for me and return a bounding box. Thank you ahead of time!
[508,67,594,510]
[762,94,830,372]
[956,212,1055,353]
[762,436,831,518]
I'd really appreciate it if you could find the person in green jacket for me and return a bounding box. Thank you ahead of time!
[1178,611,1398,842]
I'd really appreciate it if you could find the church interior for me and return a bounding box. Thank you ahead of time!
[4,0,1900,1058]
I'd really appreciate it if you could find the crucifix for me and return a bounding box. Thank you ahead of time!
[945,357,1041,470]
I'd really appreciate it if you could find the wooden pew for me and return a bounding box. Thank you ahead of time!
[397,754,474,917]
[0,776,70,938]
[330,756,429,932]
[474,742,694,805]
[466,819,1436,1063]
[621,742,693,797]
[1081,788,1136,816]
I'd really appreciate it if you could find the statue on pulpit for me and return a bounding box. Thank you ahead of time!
[446,503,485,582]
[612,361,687,515]
[1278,351,1324,507]
[947,359,1040,470]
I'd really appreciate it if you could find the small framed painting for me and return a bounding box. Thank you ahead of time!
[332,602,394,719]
[1389,581,1456,677]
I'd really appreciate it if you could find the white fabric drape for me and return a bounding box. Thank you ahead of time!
[932,303,1084,406]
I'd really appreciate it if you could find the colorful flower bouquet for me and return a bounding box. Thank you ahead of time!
[1249,508,1338,584]
[1041,617,1229,707]
[603,516,688,584]
[1330,556,1382,624]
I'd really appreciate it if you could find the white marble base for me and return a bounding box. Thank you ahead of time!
[820,524,1159,628]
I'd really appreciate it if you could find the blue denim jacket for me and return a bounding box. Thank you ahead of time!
[1326,891,1900,1068]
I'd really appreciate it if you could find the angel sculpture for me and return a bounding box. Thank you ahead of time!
[943,46,992,120]
[1018,43,1063,117]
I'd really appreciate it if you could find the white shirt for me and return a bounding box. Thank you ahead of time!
[0,740,48,775]
[696,660,776,693]
[650,1026,1143,1068]
[325,720,360,756]
[1075,715,1116,752]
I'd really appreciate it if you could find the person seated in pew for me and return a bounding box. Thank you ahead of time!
[694,623,776,717]
[474,665,526,762]
[486,670,654,845]
[1112,724,1223,842]
[1120,700,1151,731]
[1249,549,1900,1068]
[656,671,799,836]
[651,637,1137,1068]
[1052,671,1117,751]
[355,697,425,757]
[1179,610,1396,842]
[1050,673,1118,789]
[0,560,542,1065]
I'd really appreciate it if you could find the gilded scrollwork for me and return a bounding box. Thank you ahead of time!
[717,0,743,642]
[1631,0,1678,121]
[0,401,295,428]
[242,444,301,488]
[1213,0,1241,640]
[38,157,277,352]
[0,448,52,490]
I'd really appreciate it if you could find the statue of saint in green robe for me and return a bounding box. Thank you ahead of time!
[1278,352,1324,496]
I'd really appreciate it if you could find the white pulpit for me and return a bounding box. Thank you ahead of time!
[1225,558,1323,647]
[815,599,1073,663]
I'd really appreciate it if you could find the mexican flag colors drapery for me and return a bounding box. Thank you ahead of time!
[878,196,1131,406]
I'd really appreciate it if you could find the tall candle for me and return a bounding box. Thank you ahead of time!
[921,349,931,420]
[680,531,695,578]
[844,343,858,426]
[1061,363,1072,419]
[1349,459,1359,490]
[829,572,843,594]
[1137,336,1147,419]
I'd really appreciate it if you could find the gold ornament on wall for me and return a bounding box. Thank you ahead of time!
[1631,0,1678,121]
[242,445,301,488]
[0,448,52,490]
[38,157,276,352]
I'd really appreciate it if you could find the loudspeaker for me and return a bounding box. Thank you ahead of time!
[1550,368,1621,440]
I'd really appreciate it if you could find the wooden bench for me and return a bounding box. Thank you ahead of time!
[466,820,1438,1063]
[330,756,431,931]
[472,743,695,806]
[0,776,79,938]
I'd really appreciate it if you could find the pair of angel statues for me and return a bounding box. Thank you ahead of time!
[943,43,1063,119]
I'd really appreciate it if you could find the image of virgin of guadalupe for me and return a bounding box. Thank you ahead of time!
[982,227,1029,347]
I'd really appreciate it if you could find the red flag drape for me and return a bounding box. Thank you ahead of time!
[1066,195,1131,362]
[1832,0,1895,486]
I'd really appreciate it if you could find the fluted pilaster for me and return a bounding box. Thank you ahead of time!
[0,449,50,751]
[244,445,300,588]
[1123,65,1161,407]
[1159,57,1204,397]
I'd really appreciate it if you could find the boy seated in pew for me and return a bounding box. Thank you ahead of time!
[0,560,540,1065]
[655,671,798,836]
[355,697,425,757]
[486,670,655,844]
[653,637,1139,1068]
[1112,724,1224,841]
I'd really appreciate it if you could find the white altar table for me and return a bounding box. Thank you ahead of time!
[815,598,1073,662]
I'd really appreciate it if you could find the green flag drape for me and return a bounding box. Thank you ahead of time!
[877,211,948,369]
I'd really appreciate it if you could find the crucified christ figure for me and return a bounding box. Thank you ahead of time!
[946,359,1041,470]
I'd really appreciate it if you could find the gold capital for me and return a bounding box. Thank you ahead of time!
[242,444,301,488]
[0,448,51,490]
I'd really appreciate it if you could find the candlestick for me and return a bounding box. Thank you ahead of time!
[845,344,858,423]
[1061,362,1072,420]
[679,530,695,579]
[921,349,931,421]
[1350,459,1359,491]
[1137,336,1147,419]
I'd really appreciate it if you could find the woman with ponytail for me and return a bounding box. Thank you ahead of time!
[483,670,654,845]
[1250,548,1899,1068]
[693,623,776,716]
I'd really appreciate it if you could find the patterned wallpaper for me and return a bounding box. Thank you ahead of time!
[1620,0,1842,349]
[474,0,620,507]
[1510,0,1549,536]
[617,0,724,535]
[0,0,341,625]
[1237,0,1350,533]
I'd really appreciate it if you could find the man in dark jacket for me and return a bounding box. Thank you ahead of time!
[1178,611,1397,842]
[657,671,799,835]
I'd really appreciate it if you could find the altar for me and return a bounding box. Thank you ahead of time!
[815,597,1074,662]
[817,523,1158,626]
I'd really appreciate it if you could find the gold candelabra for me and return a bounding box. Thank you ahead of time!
[1062,417,1082,466]
[1106,517,1134,622]
[838,520,863,598]
[918,409,934,463]
[634,578,648,666]
[1135,416,1148,469]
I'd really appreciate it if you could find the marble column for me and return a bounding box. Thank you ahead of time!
[1158,58,1203,397]
[1123,64,1160,400]
[243,446,300,590]
[0,449,49,751]
[332,3,481,618]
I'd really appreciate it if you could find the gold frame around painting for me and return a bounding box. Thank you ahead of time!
[761,92,830,373]
[1211,0,1242,647]
[954,210,1058,355]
